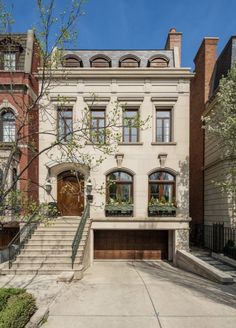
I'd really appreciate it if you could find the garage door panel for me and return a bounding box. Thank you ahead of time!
[94,230,168,260]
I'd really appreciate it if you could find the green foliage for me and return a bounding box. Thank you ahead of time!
[0,288,25,312]
[0,291,37,328]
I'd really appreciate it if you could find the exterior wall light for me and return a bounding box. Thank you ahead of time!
[86,179,93,203]
[45,180,52,193]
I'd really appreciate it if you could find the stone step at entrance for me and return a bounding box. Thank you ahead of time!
[1,217,92,278]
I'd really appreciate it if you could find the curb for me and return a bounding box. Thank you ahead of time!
[25,305,49,328]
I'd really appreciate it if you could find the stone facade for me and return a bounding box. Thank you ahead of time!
[38,28,193,262]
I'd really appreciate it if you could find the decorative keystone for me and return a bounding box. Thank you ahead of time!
[115,153,124,168]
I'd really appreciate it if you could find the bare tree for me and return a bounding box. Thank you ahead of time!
[0,0,149,221]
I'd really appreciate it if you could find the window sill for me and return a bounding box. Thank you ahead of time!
[86,141,106,145]
[118,142,143,146]
[151,142,177,146]
[0,142,15,149]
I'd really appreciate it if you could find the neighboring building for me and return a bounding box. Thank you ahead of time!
[0,30,40,250]
[190,36,236,229]
[38,28,193,264]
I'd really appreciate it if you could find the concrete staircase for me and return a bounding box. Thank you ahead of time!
[192,249,236,282]
[1,217,92,276]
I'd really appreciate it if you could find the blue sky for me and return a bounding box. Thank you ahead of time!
[5,0,236,68]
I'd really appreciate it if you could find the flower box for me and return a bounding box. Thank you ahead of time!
[105,204,133,217]
[148,205,176,217]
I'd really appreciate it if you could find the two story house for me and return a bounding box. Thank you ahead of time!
[37,28,193,265]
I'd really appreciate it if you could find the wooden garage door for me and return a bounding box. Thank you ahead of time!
[94,230,168,260]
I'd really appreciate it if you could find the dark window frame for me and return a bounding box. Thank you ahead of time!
[57,107,73,142]
[122,108,139,143]
[156,109,172,142]
[106,171,133,204]
[90,108,106,144]
[0,38,23,71]
[0,109,16,142]
[148,171,176,203]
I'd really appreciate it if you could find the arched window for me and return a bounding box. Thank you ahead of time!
[119,55,140,68]
[0,110,16,142]
[107,171,133,203]
[62,54,83,67]
[148,55,169,68]
[90,55,111,68]
[149,171,175,204]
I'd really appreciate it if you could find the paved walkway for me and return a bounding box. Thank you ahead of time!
[43,261,236,328]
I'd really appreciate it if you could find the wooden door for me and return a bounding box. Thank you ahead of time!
[57,171,84,216]
[94,230,168,260]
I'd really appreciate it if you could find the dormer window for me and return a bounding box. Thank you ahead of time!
[4,52,16,71]
[119,55,140,68]
[0,37,23,71]
[62,54,83,67]
[90,55,111,68]
[148,55,169,68]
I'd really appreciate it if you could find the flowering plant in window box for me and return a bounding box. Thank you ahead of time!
[105,199,133,217]
[148,197,176,217]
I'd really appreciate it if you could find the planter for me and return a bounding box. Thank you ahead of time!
[105,204,133,217]
[148,205,176,217]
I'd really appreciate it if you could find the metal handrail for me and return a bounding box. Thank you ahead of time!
[8,213,39,268]
[71,203,90,269]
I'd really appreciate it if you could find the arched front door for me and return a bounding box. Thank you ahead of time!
[57,171,84,216]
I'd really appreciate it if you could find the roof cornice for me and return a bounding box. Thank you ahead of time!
[37,68,194,80]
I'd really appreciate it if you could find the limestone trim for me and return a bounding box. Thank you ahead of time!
[91,221,190,230]
[104,166,136,177]
[151,142,177,146]
[147,166,179,177]
[0,99,19,116]
[50,96,77,103]
[46,160,90,178]
[37,68,194,80]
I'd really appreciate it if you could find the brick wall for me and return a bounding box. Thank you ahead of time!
[190,38,218,225]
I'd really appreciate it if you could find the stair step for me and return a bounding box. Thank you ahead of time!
[2,266,84,275]
[11,262,74,269]
[26,240,86,246]
[30,236,75,241]
[22,245,84,252]
[34,231,76,236]
[17,255,83,263]
[36,228,78,232]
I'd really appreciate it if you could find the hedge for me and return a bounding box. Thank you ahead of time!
[0,290,37,328]
[0,288,25,312]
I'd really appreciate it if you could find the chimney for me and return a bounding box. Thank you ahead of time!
[193,37,218,101]
[165,28,182,66]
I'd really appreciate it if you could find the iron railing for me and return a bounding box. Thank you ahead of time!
[190,223,236,260]
[71,203,90,269]
[8,213,39,268]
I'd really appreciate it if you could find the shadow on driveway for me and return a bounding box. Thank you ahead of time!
[129,261,236,309]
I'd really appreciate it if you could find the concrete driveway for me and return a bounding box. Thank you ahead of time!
[43,261,236,328]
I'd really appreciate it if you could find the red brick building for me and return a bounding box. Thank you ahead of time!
[0,30,40,250]
[190,37,218,226]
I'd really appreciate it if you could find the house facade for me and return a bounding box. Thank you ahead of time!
[0,30,40,251]
[190,36,236,229]
[38,28,193,263]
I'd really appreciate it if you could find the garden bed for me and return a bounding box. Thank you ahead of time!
[105,204,133,217]
[0,288,37,328]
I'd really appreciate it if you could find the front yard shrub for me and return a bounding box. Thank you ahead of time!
[0,290,37,328]
[0,288,25,312]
